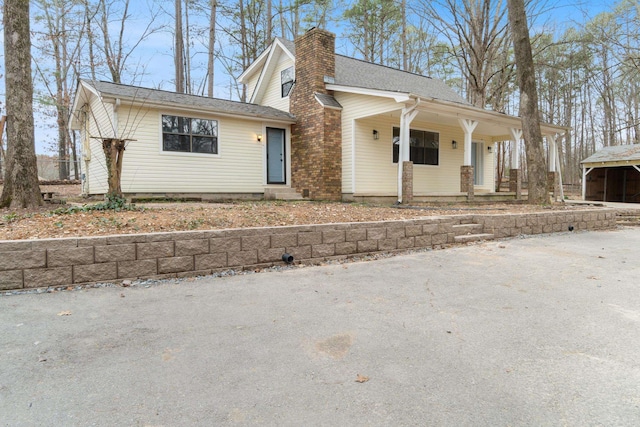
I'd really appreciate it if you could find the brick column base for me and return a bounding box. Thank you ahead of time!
[460,165,474,201]
[509,169,522,200]
[548,171,559,201]
[402,161,413,204]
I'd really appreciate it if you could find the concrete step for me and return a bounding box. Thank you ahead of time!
[273,192,304,200]
[454,233,495,243]
[452,223,484,236]
[264,187,305,201]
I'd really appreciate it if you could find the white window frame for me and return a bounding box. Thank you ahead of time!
[391,125,440,167]
[158,112,222,158]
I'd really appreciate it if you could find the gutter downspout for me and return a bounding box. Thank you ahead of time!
[397,98,421,204]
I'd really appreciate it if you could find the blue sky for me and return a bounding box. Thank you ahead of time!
[0,0,617,154]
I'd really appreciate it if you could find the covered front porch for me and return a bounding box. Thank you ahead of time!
[340,94,567,204]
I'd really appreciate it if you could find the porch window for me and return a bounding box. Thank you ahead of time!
[392,127,439,165]
[162,115,218,154]
[281,66,294,97]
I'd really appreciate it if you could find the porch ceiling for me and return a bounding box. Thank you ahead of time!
[369,100,566,140]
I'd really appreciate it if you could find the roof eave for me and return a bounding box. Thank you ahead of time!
[325,83,412,103]
[407,93,569,135]
[115,96,296,123]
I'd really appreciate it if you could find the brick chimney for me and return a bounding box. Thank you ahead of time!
[290,28,342,201]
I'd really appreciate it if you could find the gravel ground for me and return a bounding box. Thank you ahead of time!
[0,188,589,240]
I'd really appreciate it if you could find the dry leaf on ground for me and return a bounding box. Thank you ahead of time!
[355,374,369,383]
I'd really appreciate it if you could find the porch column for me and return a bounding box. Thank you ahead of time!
[547,135,558,201]
[459,118,478,200]
[397,104,419,204]
[546,133,564,202]
[509,128,522,200]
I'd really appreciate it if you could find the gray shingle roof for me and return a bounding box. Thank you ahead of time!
[334,56,468,105]
[83,80,296,122]
[314,93,342,109]
[276,37,468,105]
[582,144,640,164]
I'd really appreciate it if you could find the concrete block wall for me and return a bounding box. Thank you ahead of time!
[0,209,617,291]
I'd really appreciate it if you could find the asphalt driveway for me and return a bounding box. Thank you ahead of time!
[2,228,640,426]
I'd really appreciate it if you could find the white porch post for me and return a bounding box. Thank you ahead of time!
[459,118,478,165]
[459,119,478,200]
[548,135,556,173]
[397,104,419,203]
[509,127,522,170]
[509,128,523,199]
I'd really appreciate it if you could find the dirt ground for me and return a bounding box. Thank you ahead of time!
[0,184,586,241]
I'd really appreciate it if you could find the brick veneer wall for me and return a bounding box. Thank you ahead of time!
[402,161,413,204]
[510,169,522,199]
[460,165,474,200]
[0,209,617,291]
[290,28,342,201]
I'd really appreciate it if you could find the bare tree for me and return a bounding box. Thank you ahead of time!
[507,0,548,204]
[1,0,43,208]
[207,0,217,97]
[89,0,161,84]
[34,0,86,180]
[418,0,512,108]
[175,0,185,92]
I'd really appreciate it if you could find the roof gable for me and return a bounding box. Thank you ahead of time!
[241,36,467,106]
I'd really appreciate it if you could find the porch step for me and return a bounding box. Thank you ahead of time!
[454,233,495,243]
[616,211,640,226]
[264,187,305,201]
[452,223,484,236]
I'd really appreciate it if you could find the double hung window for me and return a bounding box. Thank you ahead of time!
[392,127,439,165]
[162,115,218,154]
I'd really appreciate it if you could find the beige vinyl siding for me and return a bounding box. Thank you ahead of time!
[82,95,280,195]
[106,105,268,194]
[245,72,260,103]
[334,92,401,194]
[353,114,494,195]
[85,96,113,194]
[259,53,293,112]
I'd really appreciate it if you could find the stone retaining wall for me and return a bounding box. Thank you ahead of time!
[0,209,617,291]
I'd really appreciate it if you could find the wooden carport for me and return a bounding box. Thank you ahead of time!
[582,145,640,203]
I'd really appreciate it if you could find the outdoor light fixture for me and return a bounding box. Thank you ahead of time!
[452,140,458,149]
[373,129,379,140]
[487,145,493,153]
[257,133,262,142]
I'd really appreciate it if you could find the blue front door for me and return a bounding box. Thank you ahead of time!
[267,128,286,184]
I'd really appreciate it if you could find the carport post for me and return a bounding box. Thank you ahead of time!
[582,166,593,201]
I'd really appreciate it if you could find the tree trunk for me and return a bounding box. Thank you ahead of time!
[207,0,217,98]
[175,0,185,93]
[102,138,125,197]
[507,0,548,204]
[1,0,42,208]
[0,115,6,178]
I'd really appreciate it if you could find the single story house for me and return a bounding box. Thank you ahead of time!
[581,144,640,203]
[70,28,567,203]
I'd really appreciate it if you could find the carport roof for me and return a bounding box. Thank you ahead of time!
[582,144,640,164]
